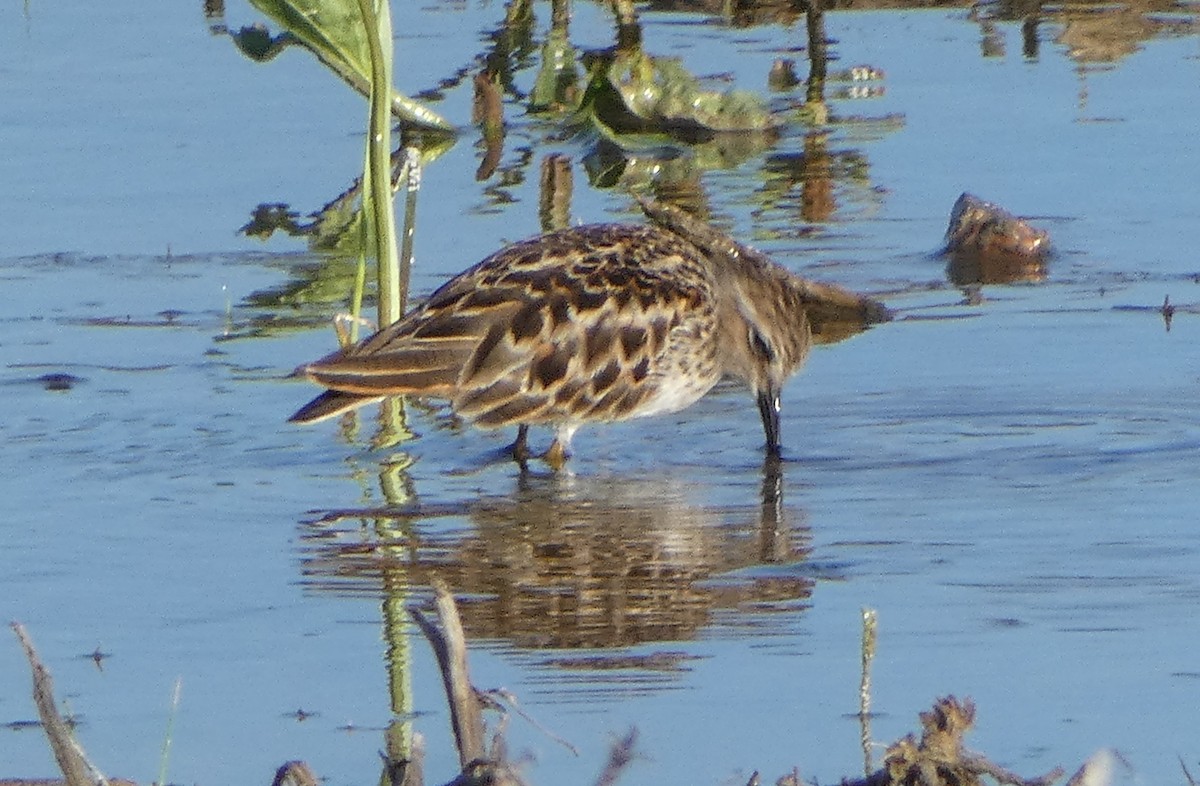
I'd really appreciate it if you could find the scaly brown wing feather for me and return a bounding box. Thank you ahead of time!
[294,224,720,429]
[288,390,383,424]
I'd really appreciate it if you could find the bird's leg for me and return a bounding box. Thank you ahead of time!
[508,424,531,464]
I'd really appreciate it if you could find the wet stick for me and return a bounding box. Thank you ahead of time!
[1180,757,1197,786]
[409,580,486,767]
[271,761,320,786]
[11,623,109,786]
[859,607,877,777]
[157,678,183,786]
[397,145,420,311]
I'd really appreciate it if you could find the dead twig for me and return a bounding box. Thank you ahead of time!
[410,579,487,769]
[961,753,1062,786]
[409,585,529,786]
[591,729,638,786]
[486,688,579,756]
[270,761,319,786]
[1181,757,1197,786]
[10,623,108,786]
[777,767,803,786]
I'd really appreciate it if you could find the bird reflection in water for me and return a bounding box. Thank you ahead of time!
[299,458,812,654]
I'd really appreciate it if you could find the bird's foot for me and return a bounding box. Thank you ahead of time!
[541,439,570,471]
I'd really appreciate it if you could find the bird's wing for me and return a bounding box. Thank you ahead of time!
[298,225,716,427]
[288,390,383,425]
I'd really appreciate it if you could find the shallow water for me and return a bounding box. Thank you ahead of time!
[2,1,1199,785]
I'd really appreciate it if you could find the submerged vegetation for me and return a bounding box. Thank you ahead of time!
[227,0,898,327]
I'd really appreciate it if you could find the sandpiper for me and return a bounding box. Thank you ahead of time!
[291,205,888,466]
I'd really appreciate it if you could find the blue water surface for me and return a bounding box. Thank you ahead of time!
[1,2,1198,786]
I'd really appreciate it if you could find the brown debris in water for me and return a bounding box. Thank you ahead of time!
[944,193,1051,286]
[843,696,1064,786]
[592,730,638,786]
[1161,295,1175,331]
[5,617,1100,786]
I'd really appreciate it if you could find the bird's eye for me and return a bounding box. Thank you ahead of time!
[750,328,775,362]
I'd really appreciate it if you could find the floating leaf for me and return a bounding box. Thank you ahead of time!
[578,49,777,141]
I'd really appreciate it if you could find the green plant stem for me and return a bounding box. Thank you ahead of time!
[357,0,400,328]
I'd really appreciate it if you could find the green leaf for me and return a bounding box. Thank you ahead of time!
[528,26,580,113]
[248,0,455,134]
[578,49,777,140]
